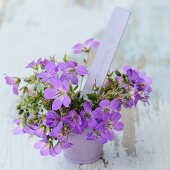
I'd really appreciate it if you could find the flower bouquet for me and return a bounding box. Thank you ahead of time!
[5,38,152,163]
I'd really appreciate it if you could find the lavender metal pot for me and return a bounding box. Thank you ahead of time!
[64,131,103,164]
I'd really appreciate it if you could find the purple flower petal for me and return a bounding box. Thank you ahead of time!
[4,75,15,85]
[45,61,56,71]
[46,110,59,127]
[93,108,102,119]
[26,61,36,69]
[44,88,56,99]
[87,132,96,140]
[61,139,72,149]
[105,130,115,141]
[34,128,44,137]
[54,145,62,154]
[114,122,124,131]
[75,65,88,76]
[88,118,97,128]
[110,98,121,111]
[13,84,19,95]
[23,126,34,134]
[111,112,121,123]
[13,118,21,125]
[63,95,71,107]
[54,123,63,132]
[13,126,23,135]
[103,112,110,122]
[85,38,94,45]
[73,124,83,134]
[40,145,50,156]
[62,80,70,92]
[72,43,83,50]
[70,74,78,85]
[98,135,107,144]
[90,41,100,48]
[34,141,45,149]
[52,98,62,110]
[100,99,109,107]
[84,102,92,112]
[38,72,50,82]
[73,49,82,54]
[123,65,131,73]
[49,124,62,137]
[50,145,62,156]
[50,78,62,89]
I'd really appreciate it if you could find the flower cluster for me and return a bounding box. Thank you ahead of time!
[4,38,152,157]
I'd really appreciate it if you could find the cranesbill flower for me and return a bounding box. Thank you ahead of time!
[87,124,107,144]
[58,61,88,85]
[46,110,59,128]
[72,38,100,54]
[93,99,121,120]
[49,123,72,150]
[4,75,20,95]
[44,78,71,110]
[38,61,57,82]
[49,123,63,138]
[102,112,123,140]
[34,134,50,156]
[62,110,82,134]
[87,112,123,143]
[49,144,62,157]
[80,102,97,128]
[37,58,49,67]
[13,126,23,135]
[26,61,37,69]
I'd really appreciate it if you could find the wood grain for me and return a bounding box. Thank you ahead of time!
[0,0,170,170]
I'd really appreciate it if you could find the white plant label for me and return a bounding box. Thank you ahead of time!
[82,7,131,96]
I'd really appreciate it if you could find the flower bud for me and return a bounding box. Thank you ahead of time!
[115,70,121,76]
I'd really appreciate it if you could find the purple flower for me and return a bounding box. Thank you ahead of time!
[49,144,62,157]
[80,102,97,128]
[87,124,107,144]
[49,123,72,150]
[35,139,61,157]
[13,121,39,135]
[102,112,123,137]
[13,126,23,135]
[62,110,82,134]
[93,99,121,120]
[122,98,134,108]
[72,38,100,54]
[34,134,50,156]
[4,75,19,95]
[58,61,88,85]
[37,58,49,67]
[26,61,37,69]
[44,78,71,110]
[46,110,59,128]
[23,126,35,135]
[34,127,44,138]
[49,123,63,138]
[38,61,57,82]
[13,118,23,135]
[87,112,123,143]
[110,99,121,111]
[122,66,152,106]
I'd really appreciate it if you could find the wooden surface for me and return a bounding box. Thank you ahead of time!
[0,0,170,170]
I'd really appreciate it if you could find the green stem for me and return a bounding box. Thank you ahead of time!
[79,76,84,91]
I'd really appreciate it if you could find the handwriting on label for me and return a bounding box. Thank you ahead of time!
[81,7,131,96]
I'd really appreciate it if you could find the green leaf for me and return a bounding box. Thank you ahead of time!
[87,93,97,102]
[73,85,79,91]
[63,54,68,62]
